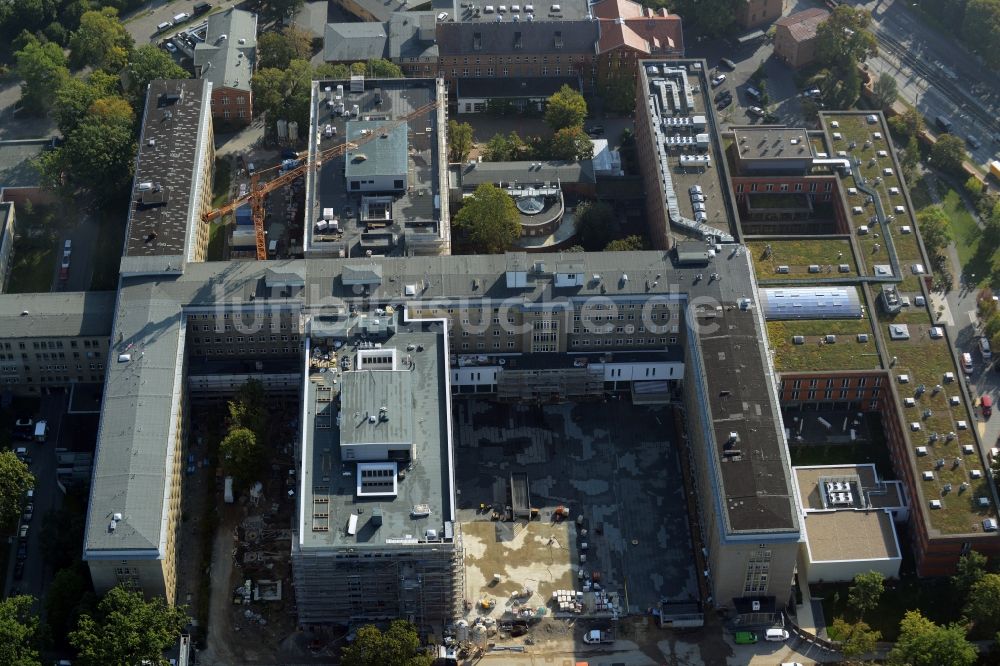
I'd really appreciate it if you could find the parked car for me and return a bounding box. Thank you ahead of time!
[967,135,982,150]
[719,57,736,70]
[717,97,733,110]
[585,125,605,137]
[734,631,757,644]
[711,74,727,86]
[22,503,33,522]
[13,561,24,580]
[193,2,212,15]
[714,89,732,103]
[15,417,34,429]
[16,543,27,560]
[165,41,178,54]
[172,12,190,25]
[747,106,764,117]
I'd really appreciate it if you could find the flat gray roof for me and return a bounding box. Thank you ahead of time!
[457,160,596,188]
[124,79,212,260]
[733,127,814,162]
[0,139,49,189]
[301,327,452,549]
[0,291,116,338]
[345,121,408,180]
[339,369,414,446]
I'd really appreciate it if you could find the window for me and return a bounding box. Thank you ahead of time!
[743,548,771,594]
[237,96,245,105]
[221,96,229,105]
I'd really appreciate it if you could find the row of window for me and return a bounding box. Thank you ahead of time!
[2,339,102,351]
[789,389,881,402]
[786,376,882,389]
[192,347,300,356]
[736,181,833,193]
[192,334,298,344]
[448,54,582,65]
[218,96,247,105]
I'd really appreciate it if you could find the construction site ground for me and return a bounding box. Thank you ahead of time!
[454,399,699,615]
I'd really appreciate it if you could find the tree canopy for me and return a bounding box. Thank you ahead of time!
[832,617,880,659]
[544,84,587,131]
[965,572,1000,636]
[930,134,968,174]
[0,595,42,666]
[70,587,188,666]
[15,35,70,115]
[916,205,953,261]
[887,610,976,666]
[872,72,898,110]
[549,126,594,161]
[340,620,432,666]
[848,571,885,618]
[46,566,95,647]
[251,59,314,127]
[448,120,474,163]
[453,183,521,254]
[258,26,313,70]
[605,235,646,251]
[0,450,34,528]
[816,6,878,67]
[68,7,133,71]
[666,0,737,37]
[574,200,617,251]
[124,45,187,107]
[483,131,526,162]
[219,427,263,489]
[962,0,1000,69]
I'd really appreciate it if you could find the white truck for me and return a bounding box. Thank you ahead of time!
[34,420,48,442]
[582,629,614,644]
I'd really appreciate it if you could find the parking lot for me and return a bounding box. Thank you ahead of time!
[688,36,804,128]
[453,399,698,616]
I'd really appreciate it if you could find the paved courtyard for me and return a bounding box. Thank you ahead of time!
[454,399,698,615]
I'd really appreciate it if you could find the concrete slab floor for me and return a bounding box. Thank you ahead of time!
[454,399,698,615]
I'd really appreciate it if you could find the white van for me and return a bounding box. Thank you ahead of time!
[765,628,789,642]
[980,337,993,360]
[962,352,974,374]
[172,12,190,25]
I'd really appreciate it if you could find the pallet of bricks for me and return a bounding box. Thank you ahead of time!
[552,589,583,613]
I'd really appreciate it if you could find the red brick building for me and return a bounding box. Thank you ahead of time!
[773,8,829,69]
[736,0,784,30]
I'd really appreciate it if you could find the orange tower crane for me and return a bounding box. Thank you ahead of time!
[202,100,438,260]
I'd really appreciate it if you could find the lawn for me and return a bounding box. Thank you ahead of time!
[768,318,880,372]
[5,204,65,293]
[206,221,226,261]
[90,207,127,291]
[909,174,986,282]
[748,238,858,280]
[212,157,233,209]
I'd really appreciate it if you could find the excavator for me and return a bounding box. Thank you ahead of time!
[201,99,438,260]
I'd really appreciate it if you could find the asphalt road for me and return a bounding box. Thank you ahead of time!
[3,392,69,605]
[847,0,1000,165]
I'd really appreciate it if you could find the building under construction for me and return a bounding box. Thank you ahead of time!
[292,317,463,627]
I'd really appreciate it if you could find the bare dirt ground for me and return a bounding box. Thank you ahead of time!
[198,506,241,666]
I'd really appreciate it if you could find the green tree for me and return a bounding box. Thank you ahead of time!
[544,84,587,131]
[69,7,133,71]
[985,312,1000,342]
[365,58,404,78]
[900,135,920,183]
[966,175,985,200]
[448,120,474,163]
[124,45,187,107]
[816,6,878,67]
[667,0,738,37]
[848,571,885,618]
[574,200,617,251]
[46,566,94,647]
[341,620,432,666]
[888,610,976,666]
[962,0,1000,69]
[549,126,594,161]
[258,25,313,70]
[314,62,352,79]
[53,71,120,135]
[15,35,70,115]
[889,107,925,139]
[219,427,263,488]
[982,215,1000,254]
[38,98,137,201]
[70,587,188,666]
[605,235,647,251]
[453,183,520,254]
[916,205,953,258]
[251,59,314,127]
[0,595,42,666]
[965,572,1000,636]
[832,617,881,660]
[0,450,34,528]
[255,0,305,22]
[873,72,898,110]
[483,131,525,162]
[930,133,967,174]
[229,379,268,441]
